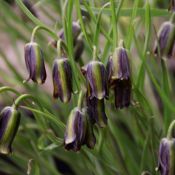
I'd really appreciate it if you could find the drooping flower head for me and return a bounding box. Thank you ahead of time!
[86,61,108,100]
[58,22,81,44]
[107,40,131,109]
[157,138,175,175]
[0,106,21,154]
[52,58,73,103]
[24,42,47,84]
[154,14,175,59]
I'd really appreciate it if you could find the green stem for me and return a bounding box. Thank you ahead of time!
[167,120,175,139]
[56,39,68,57]
[77,91,85,109]
[170,12,175,24]
[13,94,42,110]
[119,39,124,47]
[21,106,65,129]
[31,25,58,42]
[93,2,111,47]
[93,46,97,61]
[0,86,20,95]
[110,0,117,50]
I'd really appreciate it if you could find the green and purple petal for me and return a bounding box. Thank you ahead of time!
[24,42,46,84]
[52,58,72,103]
[64,107,86,151]
[110,46,131,81]
[158,138,175,175]
[86,61,108,100]
[0,106,20,154]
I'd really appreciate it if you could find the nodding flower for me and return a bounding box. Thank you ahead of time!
[64,107,96,151]
[154,13,175,59]
[157,120,175,175]
[157,138,175,175]
[0,106,21,155]
[52,58,73,103]
[107,40,131,109]
[86,61,108,100]
[24,42,47,84]
[58,22,81,44]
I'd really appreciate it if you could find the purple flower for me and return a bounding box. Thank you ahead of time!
[0,106,20,154]
[24,42,47,84]
[64,108,86,151]
[107,41,131,109]
[154,21,175,59]
[86,61,108,100]
[58,22,81,43]
[52,58,72,103]
[157,138,175,175]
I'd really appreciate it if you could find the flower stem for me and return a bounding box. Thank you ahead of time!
[110,0,117,50]
[93,45,97,61]
[0,86,20,95]
[170,12,175,24]
[13,94,43,110]
[167,120,175,139]
[31,25,58,42]
[56,40,68,58]
[77,91,85,109]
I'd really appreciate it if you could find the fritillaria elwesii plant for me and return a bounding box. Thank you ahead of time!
[1,0,175,174]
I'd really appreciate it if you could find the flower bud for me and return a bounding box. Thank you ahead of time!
[107,41,131,109]
[52,58,72,103]
[24,42,47,84]
[157,138,175,175]
[64,107,86,151]
[86,61,108,100]
[87,97,107,128]
[154,21,175,59]
[59,22,81,44]
[0,106,20,154]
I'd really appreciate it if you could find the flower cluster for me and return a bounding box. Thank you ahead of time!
[2,10,174,156]
[22,18,132,151]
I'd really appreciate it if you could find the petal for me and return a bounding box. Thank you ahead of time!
[87,97,107,127]
[52,58,72,103]
[0,107,20,154]
[86,61,107,99]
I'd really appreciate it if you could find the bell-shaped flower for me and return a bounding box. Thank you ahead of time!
[0,106,20,154]
[52,58,72,103]
[107,40,131,109]
[24,42,47,84]
[86,61,108,100]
